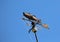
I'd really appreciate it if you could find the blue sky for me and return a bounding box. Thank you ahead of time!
[0,0,60,42]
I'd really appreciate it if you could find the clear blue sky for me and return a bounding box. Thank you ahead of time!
[0,0,60,42]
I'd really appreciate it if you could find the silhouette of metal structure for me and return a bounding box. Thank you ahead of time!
[22,12,49,42]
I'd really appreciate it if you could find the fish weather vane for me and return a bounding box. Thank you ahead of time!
[22,12,49,42]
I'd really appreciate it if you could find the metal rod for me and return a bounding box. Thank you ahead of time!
[34,32,38,42]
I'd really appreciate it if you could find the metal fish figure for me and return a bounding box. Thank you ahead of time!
[22,12,49,29]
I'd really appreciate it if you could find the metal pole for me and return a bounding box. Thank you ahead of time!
[34,32,38,42]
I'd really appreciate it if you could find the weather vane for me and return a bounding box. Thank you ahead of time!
[22,12,49,42]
